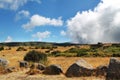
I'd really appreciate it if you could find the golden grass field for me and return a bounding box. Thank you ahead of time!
[0,46,116,80]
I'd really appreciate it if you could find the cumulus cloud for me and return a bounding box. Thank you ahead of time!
[5,36,13,42]
[15,10,30,21]
[60,30,66,36]
[22,14,63,30]
[0,0,41,10]
[66,0,120,43]
[15,10,30,20]
[32,31,51,41]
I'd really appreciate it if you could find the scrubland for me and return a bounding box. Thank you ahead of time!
[0,42,120,80]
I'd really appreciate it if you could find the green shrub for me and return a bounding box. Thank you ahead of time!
[64,48,90,57]
[0,46,4,51]
[35,46,40,49]
[112,53,120,57]
[77,52,88,57]
[89,48,98,52]
[65,48,78,53]
[65,48,89,53]
[41,46,52,49]
[63,53,77,57]
[50,50,61,57]
[92,53,101,57]
[24,50,47,64]
[52,46,57,49]
[97,42,103,47]
[45,50,51,53]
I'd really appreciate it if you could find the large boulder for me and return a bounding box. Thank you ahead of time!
[0,58,9,67]
[43,64,63,75]
[19,61,28,68]
[65,59,93,77]
[106,57,120,80]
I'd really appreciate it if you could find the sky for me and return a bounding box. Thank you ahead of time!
[0,0,120,44]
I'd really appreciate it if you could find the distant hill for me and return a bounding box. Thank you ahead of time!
[0,42,120,48]
[0,42,81,47]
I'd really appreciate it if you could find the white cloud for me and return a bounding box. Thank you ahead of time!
[15,10,30,21]
[22,14,63,30]
[0,0,41,10]
[60,30,66,36]
[5,36,13,42]
[66,0,120,43]
[32,31,51,41]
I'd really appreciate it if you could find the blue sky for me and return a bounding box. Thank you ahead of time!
[0,0,100,43]
[1,0,120,43]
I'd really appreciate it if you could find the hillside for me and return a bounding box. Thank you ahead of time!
[0,42,79,47]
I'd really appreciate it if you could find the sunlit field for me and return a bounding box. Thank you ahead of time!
[0,45,114,80]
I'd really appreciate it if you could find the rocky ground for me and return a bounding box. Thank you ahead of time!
[0,70,105,80]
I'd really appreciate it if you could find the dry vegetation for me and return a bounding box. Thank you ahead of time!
[0,44,118,80]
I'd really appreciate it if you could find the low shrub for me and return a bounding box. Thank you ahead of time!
[63,53,77,57]
[50,50,61,57]
[45,50,51,53]
[16,47,27,51]
[24,50,47,65]
[65,48,89,53]
[0,46,4,51]
[92,53,101,57]
[77,52,88,57]
[41,46,52,49]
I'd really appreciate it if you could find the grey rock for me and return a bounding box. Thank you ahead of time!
[37,63,46,70]
[65,59,93,77]
[5,67,16,73]
[30,63,46,70]
[95,65,108,76]
[106,57,120,80]
[19,61,28,68]
[43,64,63,75]
[0,58,9,67]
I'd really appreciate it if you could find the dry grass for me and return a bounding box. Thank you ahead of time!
[53,46,75,52]
[48,57,110,73]
[0,46,115,80]
[0,46,110,70]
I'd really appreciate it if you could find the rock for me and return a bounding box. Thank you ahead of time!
[26,69,41,75]
[30,63,37,69]
[106,57,120,80]
[30,63,46,70]
[0,58,9,67]
[43,64,63,75]
[37,63,46,70]
[65,59,93,77]
[5,67,16,73]
[19,61,28,68]
[95,65,108,76]
[27,63,46,75]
